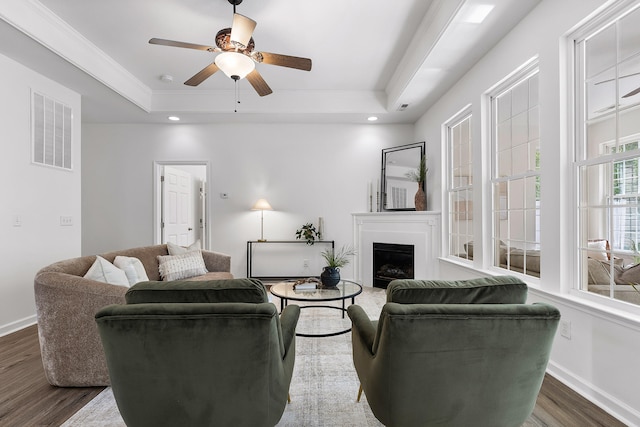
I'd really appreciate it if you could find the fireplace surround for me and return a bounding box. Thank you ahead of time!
[352,212,441,287]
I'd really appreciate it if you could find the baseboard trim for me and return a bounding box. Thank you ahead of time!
[547,361,639,426]
[0,315,37,337]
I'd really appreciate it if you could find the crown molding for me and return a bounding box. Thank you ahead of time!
[0,0,152,111]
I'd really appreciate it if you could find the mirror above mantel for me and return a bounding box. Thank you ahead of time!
[380,142,426,211]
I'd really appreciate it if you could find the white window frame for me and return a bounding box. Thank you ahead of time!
[445,107,474,260]
[570,0,640,311]
[486,59,541,277]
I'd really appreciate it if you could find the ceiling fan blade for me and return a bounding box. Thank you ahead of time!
[184,63,220,86]
[246,69,273,96]
[258,52,312,71]
[622,86,640,98]
[149,38,215,52]
[230,13,257,48]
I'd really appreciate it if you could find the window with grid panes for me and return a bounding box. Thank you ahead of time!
[575,2,640,306]
[490,66,541,277]
[447,113,474,260]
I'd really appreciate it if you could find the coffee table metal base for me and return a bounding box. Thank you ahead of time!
[270,280,363,338]
[295,305,351,338]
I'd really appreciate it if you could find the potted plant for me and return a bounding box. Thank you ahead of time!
[320,245,356,287]
[295,223,321,245]
[405,154,428,211]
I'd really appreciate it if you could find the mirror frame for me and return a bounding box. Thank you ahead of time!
[380,141,426,211]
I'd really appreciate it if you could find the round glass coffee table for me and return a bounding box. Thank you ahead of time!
[270,279,363,337]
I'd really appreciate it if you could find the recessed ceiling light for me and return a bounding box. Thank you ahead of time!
[367,116,378,122]
[461,4,495,24]
[168,116,180,121]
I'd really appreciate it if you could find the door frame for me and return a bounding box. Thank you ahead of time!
[153,160,210,250]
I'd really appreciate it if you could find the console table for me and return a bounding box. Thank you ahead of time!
[246,240,334,280]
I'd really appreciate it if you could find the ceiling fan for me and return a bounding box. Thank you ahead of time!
[149,0,312,97]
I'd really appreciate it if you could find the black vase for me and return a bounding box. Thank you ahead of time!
[320,267,340,287]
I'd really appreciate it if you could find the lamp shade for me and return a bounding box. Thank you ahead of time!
[215,52,255,80]
[251,198,273,211]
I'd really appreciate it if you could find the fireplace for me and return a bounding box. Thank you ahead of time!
[373,242,414,288]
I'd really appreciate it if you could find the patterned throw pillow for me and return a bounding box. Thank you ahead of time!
[157,250,208,281]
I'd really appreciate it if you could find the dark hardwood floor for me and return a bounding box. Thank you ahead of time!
[0,325,103,427]
[0,325,627,427]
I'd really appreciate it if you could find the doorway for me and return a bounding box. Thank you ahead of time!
[154,161,209,250]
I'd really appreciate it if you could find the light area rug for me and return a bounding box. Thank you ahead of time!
[62,286,548,427]
[62,286,387,427]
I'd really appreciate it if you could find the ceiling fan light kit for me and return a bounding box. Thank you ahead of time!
[148,0,312,101]
[215,52,255,80]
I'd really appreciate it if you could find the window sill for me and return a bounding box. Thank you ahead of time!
[439,257,640,330]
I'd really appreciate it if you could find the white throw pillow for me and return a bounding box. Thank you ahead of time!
[167,240,202,255]
[114,256,149,285]
[157,250,208,281]
[84,256,129,287]
[587,240,609,261]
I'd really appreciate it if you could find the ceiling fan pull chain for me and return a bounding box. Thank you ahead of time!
[234,77,240,112]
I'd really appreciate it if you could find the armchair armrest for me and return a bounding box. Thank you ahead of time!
[347,305,376,355]
[279,304,300,357]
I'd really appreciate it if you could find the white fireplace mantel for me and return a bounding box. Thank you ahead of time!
[352,212,441,287]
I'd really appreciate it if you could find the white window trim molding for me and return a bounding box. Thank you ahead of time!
[442,104,473,262]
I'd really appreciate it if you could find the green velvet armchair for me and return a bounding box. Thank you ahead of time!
[348,276,560,427]
[95,279,300,427]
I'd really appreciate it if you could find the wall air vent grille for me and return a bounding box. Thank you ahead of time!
[31,91,72,170]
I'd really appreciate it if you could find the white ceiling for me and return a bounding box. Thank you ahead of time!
[0,0,540,124]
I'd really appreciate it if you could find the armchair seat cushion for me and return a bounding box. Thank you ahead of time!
[387,275,528,304]
[125,278,269,304]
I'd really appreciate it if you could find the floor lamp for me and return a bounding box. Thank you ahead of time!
[251,198,273,242]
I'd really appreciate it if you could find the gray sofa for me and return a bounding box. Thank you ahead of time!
[34,244,233,387]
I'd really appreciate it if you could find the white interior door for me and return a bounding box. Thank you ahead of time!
[162,166,193,245]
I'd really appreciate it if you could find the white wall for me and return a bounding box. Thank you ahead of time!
[82,123,414,279]
[0,53,82,336]
[415,0,640,424]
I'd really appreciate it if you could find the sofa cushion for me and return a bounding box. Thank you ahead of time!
[114,256,149,285]
[587,239,609,261]
[125,278,269,304]
[387,276,528,304]
[617,263,640,285]
[84,256,129,287]
[157,250,208,281]
[508,249,541,274]
[167,240,201,255]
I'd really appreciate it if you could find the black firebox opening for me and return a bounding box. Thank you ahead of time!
[373,242,414,288]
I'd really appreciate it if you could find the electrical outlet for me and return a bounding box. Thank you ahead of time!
[60,216,73,226]
[560,320,571,339]
[220,193,229,199]
[303,259,310,268]
[13,215,22,227]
